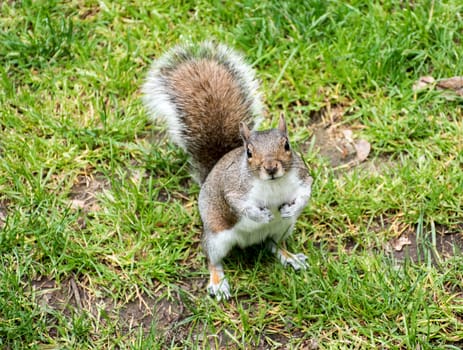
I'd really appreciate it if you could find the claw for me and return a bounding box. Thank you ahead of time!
[286,252,308,270]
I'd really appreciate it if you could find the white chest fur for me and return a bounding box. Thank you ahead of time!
[247,169,302,208]
[233,170,303,248]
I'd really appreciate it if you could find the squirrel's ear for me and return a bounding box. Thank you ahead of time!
[239,122,251,142]
[278,113,287,134]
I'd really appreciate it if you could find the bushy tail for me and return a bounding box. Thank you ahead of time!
[142,41,263,183]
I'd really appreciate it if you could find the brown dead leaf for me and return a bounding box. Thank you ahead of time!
[331,127,370,169]
[392,236,412,252]
[412,76,435,92]
[354,139,371,162]
[436,76,463,96]
[413,75,463,98]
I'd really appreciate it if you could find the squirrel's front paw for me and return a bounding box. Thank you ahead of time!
[245,206,274,223]
[279,201,298,218]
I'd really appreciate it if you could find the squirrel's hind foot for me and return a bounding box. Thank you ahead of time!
[207,278,231,301]
[283,252,308,270]
[207,263,231,301]
[268,241,308,270]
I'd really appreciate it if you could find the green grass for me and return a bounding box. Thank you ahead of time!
[1,0,463,349]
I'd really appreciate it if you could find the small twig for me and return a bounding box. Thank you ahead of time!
[70,276,82,310]
[135,284,152,315]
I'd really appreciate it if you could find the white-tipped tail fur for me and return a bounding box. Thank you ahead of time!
[142,41,263,149]
[142,52,187,148]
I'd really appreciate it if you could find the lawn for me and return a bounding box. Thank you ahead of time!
[1,0,463,349]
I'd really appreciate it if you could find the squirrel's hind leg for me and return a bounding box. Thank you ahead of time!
[267,240,308,271]
[203,228,236,301]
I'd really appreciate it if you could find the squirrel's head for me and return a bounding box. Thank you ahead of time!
[239,114,293,181]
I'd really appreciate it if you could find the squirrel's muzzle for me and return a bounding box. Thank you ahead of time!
[263,160,283,179]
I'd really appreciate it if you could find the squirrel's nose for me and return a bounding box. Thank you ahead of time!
[264,163,279,176]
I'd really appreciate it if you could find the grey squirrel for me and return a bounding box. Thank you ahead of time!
[142,42,313,300]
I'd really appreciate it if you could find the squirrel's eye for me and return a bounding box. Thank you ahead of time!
[284,140,290,151]
[246,146,253,158]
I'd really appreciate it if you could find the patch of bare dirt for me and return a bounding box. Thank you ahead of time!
[31,276,186,339]
[67,173,110,229]
[68,173,110,213]
[299,101,372,171]
[386,224,463,263]
[310,123,371,169]
[362,216,463,263]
